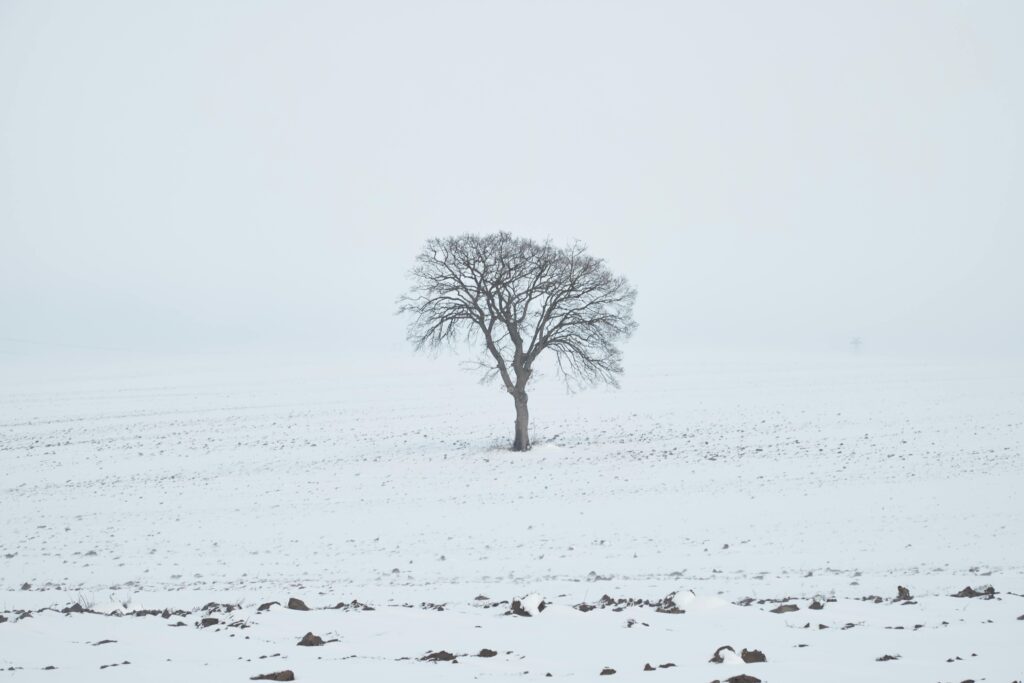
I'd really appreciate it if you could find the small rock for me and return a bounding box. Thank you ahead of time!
[770,604,799,614]
[876,654,900,662]
[297,632,324,647]
[286,598,310,611]
[420,650,457,662]
[952,585,995,599]
[741,649,767,663]
[478,649,497,658]
[250,671,295,681]
[258,601,280,612]
[20,583,31,591]
[599,667,616,675]
[724,676,761,683]
[709,645,736,663]
[509,594,546,617]
[809,600,824,610]
[199,617,219,628]
[896,586,912,601]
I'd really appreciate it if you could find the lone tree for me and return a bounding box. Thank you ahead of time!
[398,232,637,451]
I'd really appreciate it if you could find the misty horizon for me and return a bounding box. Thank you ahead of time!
[2,1,1022,360]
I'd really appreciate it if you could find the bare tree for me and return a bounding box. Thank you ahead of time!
[398,232,637,451]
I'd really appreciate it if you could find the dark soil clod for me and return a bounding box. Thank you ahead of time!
[420,650,457,662]
[297,632,324,647]
[250,671,294,681]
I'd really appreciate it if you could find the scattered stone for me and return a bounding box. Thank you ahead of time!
[420,650,457,662]
[599,667,616,675]
[724,676,761,683]
[93,640,116,646]
[644,663,656,671]
[297,632,324,647]
[199,617,219,628]
[876,654,900,662]
[201,602,239,614]
[770,604,799,614]
[418,602,446,612]
[331,600,374,612]
[952,585,995,599]
[98,661,130,670]
[286,598,310,611]
[509,594,546,617]
[478,649,497,658]
[709,646,736,663]
[741,649,767,663]
[20,583,31,591]
[250,671,295,681]
[63,603,85,614]
[658,663,676,668]
[655,590,690,614]
[573,591,688,614]
[809,600,824,610]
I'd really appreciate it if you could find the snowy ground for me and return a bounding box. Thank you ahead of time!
[1,352,1022,682]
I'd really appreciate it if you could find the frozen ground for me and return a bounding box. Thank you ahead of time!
[1,352,1022,682]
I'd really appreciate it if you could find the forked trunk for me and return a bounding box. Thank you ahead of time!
[512,392,530,451]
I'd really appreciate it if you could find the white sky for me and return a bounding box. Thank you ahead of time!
[1,1,1021,359]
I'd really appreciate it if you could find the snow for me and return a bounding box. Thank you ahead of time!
[1,352,1022,681]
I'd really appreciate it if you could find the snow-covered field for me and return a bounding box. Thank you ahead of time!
[1,352,1022,682]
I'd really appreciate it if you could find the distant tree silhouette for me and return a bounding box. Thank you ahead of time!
[399,232,637,451]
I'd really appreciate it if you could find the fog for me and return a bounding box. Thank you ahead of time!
[2,0,1022,361]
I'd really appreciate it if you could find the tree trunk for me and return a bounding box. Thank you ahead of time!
[512,392,530,451]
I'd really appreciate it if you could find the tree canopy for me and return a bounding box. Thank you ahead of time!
[399,233,637,450]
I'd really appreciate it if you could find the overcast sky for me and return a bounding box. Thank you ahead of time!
[1,0,1021,360]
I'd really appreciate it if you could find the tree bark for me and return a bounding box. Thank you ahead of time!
[512,392,530,451]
